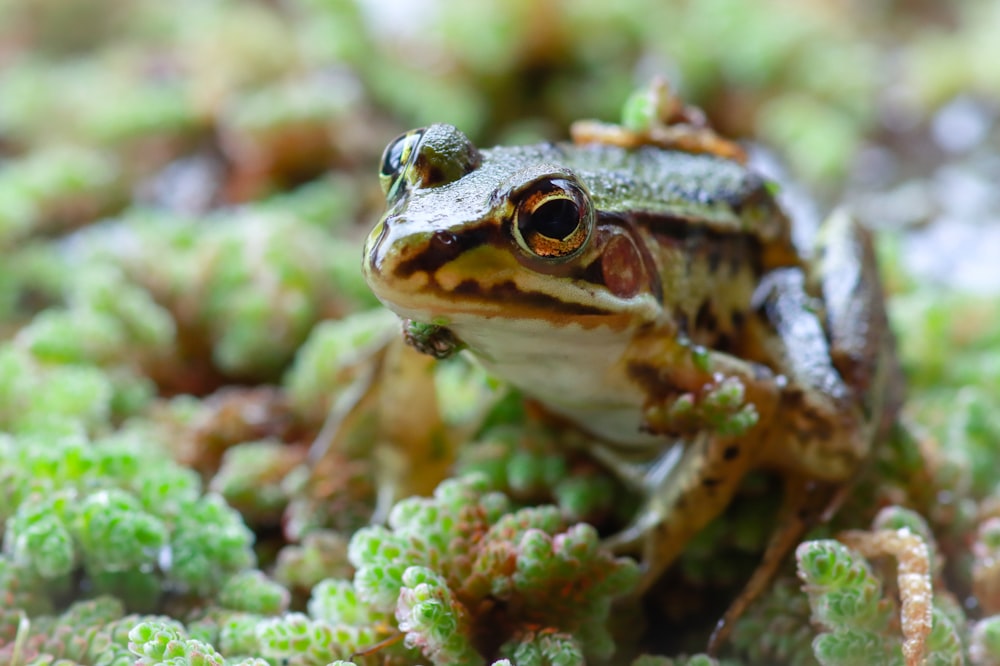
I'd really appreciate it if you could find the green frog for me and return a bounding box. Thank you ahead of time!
[363,91,901,644]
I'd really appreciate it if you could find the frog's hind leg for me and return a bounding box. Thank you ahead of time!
[751,266,871,482]
[704,211,894,649]
[752,208,896,479]
[811,208,904,432]
[717,244,872,624]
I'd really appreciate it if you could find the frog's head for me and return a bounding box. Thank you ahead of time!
[364,124,661,363]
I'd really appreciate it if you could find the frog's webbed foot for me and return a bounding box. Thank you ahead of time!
[596,441,685,552]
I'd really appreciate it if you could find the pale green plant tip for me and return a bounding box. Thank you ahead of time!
[502,630,585,666]
[811,627,902,666]
[621,86,658,132]
[0,345,115,434]
[797,540,865,590]
[924,607,963,666]
[397,566,478,665]
[127,620,229,665]
[971,616,1000,665]
[166,495,257,597]
[218,570,290,615]
[77,489,161,547]
[307,577,383,627]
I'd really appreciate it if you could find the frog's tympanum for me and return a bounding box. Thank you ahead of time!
[364,100,900,644]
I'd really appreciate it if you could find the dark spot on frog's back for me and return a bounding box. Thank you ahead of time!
[633,212,764,272]
[731,310,746,331]
[695,300,717,333]
[727,171,776,212]
[394,224,496,278]
[708,247,723,273]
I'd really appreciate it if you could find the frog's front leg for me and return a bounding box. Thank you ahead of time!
[607,336,785,589]
[625,333,784,441]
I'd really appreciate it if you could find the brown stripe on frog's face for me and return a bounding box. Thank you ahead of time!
[365,125,663,331]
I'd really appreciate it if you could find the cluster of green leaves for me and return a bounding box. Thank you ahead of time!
[455,423,626,523]
[0,147,124,249]
[349,474,641,664]
[2,186,374,398]
[795,536,965,666]
[71,199,375,379]
[0,430,256,610]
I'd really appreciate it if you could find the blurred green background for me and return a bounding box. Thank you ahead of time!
[2,0,999,186]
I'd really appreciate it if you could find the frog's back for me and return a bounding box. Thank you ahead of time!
[486,142,793,242]
[488,142,802,352]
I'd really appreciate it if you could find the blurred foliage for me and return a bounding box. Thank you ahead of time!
[1,0,999,664]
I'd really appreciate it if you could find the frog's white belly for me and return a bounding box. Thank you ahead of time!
[453,316,662,448]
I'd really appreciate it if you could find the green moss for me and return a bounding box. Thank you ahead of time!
[347,475,639,663]
[217,570,290,615]
[0,147,124,247]
[283,308,398,420]
[796,540,895,633]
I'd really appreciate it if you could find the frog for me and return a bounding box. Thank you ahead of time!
[362,90,901,646]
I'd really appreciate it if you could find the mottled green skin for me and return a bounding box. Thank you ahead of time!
[384,137,789,239]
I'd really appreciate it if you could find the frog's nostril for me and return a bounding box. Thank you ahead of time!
[431,230,458,249]
[424,230,467,269]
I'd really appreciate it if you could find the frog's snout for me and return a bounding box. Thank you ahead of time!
[363,212,436,304]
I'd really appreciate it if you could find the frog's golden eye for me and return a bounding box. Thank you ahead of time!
[513,178,594,259]
[379,129,424,196]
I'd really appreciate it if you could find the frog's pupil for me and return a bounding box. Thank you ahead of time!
[529,198,580,240]
[382,138,407,177]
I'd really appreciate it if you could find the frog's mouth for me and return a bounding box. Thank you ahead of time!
[401,318,464,360]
